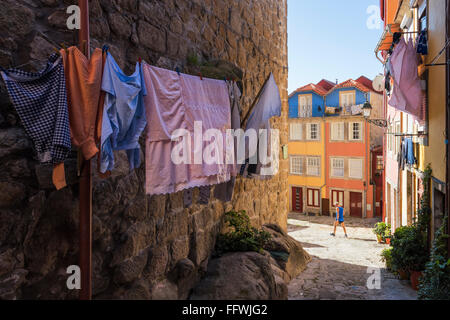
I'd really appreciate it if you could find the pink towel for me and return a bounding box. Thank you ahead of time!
[143,64,232,195]
[389,38,424,120]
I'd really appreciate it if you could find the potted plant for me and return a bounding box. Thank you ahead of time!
[391,225,428,288]
[383,224,392,245]
[373,222,387,243]
[381,248,393,270]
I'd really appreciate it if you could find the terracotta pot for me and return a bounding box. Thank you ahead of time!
[385,238,391,245]
[410,271,423,291]
[398,269,409,280]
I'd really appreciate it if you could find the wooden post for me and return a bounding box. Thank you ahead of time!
[78,0,92,300]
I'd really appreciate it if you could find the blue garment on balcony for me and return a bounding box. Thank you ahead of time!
[405,138,416,165]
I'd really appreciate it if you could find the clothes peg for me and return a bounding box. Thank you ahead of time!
[102,45,109,54]
[198,72,203,80]
[138,57,142,64]
[61,43,68,54]
[176,67,181,76]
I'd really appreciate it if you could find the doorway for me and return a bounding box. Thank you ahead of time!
[292,187,303,213]
[350,192,363,218]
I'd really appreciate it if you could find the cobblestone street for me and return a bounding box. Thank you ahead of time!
[288,213,417,300]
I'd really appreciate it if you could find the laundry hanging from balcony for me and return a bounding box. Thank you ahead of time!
[389,37,425,120]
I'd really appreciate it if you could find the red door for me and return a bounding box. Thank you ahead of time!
[292,187,303,213]
[350,192,363,218]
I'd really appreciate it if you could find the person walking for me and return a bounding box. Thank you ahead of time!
[331,202,348,238]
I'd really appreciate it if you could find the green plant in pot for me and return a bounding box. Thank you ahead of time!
[383,224,392,245]
[373,222,387,243]
[391,225,428,285]
[381,248,393,270]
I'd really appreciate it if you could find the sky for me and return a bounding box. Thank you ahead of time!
[288,0,385,93]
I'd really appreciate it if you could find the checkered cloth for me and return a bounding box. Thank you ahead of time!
[1,54,71,165]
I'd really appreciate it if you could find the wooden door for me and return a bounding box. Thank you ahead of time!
[350,192,363,218]
[292,187,303,213]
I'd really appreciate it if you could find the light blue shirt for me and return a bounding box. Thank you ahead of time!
[100,53,147,173]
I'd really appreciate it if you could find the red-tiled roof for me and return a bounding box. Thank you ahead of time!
[316,79,335,91]
[330,79,372,93]
[289,80,331,97]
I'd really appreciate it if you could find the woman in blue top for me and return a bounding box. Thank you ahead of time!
[331,202,348,238]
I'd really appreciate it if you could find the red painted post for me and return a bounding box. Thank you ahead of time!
[78,0,92,301]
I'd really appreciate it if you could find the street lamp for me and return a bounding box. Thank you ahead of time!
[362,100,372,118]
[362,96,388,128]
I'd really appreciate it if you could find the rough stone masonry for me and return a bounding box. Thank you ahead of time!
[0,0,289,299]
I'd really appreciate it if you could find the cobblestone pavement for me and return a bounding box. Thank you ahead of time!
[288,213,417,300]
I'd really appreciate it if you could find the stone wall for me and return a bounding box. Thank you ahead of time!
[0,0,288,299]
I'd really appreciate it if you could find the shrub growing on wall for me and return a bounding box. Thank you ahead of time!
[418,213,450,300]
[215,210,272,255]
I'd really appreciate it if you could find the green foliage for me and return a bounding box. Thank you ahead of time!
[373,222,387,236]
[383,224,392,241]
[215,210,272,255]
[418,213,450,300]
[391,225,428,273]
[417,166,432,236]
[381,248,393,270]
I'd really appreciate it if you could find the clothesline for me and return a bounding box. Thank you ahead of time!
[1,45,282,202]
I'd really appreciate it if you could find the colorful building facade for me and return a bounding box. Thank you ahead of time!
[377,0,448,237]
[288,78,383,218]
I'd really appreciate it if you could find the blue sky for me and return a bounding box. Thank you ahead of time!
[288,0,384,93]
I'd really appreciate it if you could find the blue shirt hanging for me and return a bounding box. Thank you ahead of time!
[100,53,147,173]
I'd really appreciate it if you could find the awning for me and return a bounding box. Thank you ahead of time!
[374,24,401,63]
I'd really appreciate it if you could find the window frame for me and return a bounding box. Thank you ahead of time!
[306,156,321,177]
[307,188,320,208]
[306,123,320,141]
[348,158,364,180]
[289,123,303,141]
[349,121,363,141]
[298,94,312,118]
[331,190,344,207]
[331,157,345,178]
[290,155,304,175]
[339,90,356,108]
[330,122,345,141]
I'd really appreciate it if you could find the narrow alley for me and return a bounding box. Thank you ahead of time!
[287,214,417,300]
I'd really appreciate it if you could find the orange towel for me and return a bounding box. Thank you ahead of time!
[61,46,103,160]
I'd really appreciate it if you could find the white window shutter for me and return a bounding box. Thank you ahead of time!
[349,159,363,179]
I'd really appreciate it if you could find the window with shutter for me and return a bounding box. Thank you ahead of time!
[290,156,303,175]
[331,158,345,177]
[299,95,312,118]
[307,157,320,176]
[331,122,344,141]
[289,123,302,141]
[340,91,355,107]
[349,158,363,179]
